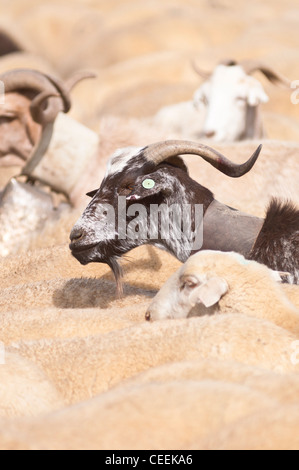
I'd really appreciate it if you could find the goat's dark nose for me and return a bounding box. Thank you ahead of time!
[70,227,84,242]
[205,130,215,138]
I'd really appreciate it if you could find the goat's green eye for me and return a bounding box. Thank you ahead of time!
[142,179,155,189]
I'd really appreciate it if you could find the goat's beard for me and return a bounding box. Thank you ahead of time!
[107,257,124,297]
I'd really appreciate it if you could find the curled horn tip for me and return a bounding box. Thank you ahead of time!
[66,71,98,92]
[191,60,211,79]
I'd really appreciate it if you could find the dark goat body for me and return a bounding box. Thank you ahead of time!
[249,199,299,284]
[70,142,298,291]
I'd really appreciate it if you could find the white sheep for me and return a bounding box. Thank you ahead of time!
[0,351,64,417]
[146,251,299,336]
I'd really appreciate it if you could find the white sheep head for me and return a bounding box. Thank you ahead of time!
[146,251,285,321]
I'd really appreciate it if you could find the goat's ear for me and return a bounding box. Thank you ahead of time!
[246,78,269,106]
[181,275,228,308]
[86,189,98,198]
[164,156,189,173]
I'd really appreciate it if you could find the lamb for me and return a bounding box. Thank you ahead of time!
[0,351,64,417]
[146,251,299,336]
[153,59,290,141]
[70,140,299,296]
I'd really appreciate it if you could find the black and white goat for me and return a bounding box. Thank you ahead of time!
[70,141,299,292]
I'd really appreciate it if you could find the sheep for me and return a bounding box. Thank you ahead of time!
[282,284,299,310]
[6,314,299,405]
[0,305,146,345]
[146,251,299,334]
[70,140,299,296]
[200,404,299,450]
[123,358,299,406]
[0,351,64,417]
[0,379,278,450]
[152,60,290,141]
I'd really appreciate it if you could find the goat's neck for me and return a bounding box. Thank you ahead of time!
[201,200,264,258]
[242,105,265,139]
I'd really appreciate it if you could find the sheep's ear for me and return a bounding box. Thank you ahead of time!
[188,276,229,308]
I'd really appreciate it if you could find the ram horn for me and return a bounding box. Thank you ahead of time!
[143,140,263,178]
[191,60,212,79]
[64,70,97,93]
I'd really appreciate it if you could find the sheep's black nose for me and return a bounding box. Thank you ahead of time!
[70,227,84,242]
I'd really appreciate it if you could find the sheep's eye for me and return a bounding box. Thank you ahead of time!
[142,179,155,189]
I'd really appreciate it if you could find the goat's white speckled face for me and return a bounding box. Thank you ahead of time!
[105,146,144,177]
[195,65,269,142]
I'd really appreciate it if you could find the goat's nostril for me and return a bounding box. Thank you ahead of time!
[205,130,215,138]
[70,228,84,242]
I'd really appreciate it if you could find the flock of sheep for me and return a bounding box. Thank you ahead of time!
[0,0,299,451]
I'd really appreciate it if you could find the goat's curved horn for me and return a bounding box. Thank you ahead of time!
[64,71,97,93]
[29,91,61,125]
[240,61,291,88]
[143,140,262,178]
[30,71,97,125]
[0,69,70,125]
[191,60,212,79]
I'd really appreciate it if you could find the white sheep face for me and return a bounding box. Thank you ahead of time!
[194,65,269,142]
[146,252,230,321]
